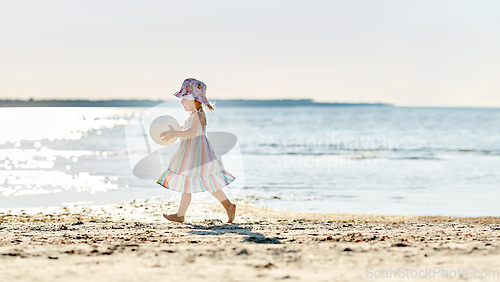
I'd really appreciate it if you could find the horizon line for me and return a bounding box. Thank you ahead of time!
[1,98,499,109]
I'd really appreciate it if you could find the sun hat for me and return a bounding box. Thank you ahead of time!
[173,78,209,105]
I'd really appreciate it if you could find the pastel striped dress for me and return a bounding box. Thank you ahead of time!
[157,108,236,193]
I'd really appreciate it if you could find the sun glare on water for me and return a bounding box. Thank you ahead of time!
[0,107,133,200]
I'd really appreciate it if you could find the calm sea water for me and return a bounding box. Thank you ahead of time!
[1,105,499,217]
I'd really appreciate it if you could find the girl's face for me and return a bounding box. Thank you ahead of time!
[181,99,196,112]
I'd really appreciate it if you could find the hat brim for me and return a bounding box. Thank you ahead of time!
[175,93,196,100]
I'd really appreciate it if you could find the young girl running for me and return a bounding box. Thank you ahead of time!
[158,78,237,223]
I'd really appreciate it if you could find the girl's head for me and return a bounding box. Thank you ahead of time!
[174,78,216,113]
[180,99,198,112]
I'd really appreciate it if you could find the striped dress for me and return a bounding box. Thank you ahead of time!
[157,108,236,193]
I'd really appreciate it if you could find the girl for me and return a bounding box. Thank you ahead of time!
[158,78,237,223]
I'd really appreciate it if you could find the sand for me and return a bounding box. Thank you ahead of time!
[1,199,500,281]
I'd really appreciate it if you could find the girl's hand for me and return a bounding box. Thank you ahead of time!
[160,125,176,141]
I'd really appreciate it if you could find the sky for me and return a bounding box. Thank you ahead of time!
[0,0,499,107]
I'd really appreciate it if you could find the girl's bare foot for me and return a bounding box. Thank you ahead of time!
[227,203,236,223]
[221,200,236,223]
[163,213,184,223]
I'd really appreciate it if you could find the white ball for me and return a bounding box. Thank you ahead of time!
[149,115,181,146]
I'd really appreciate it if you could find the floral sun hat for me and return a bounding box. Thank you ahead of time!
[173,78,209,105]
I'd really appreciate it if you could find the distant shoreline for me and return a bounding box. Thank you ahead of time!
[0,99,393,108]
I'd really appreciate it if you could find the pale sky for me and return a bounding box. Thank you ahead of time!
[1,0,499,107]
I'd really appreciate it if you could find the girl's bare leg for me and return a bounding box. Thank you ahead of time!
[212,189,228,202]
[164,193,191,223]
[177,193,191,216]
[212,190,236,223]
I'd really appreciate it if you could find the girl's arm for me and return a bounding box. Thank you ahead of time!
[161,114,202,141]
[170,114,202,139]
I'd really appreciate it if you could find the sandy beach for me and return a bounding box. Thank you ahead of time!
[1,199,500,281]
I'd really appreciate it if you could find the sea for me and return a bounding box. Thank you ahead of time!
[1,104,499,217]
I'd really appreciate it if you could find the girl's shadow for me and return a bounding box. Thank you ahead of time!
[185,223,281,244]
